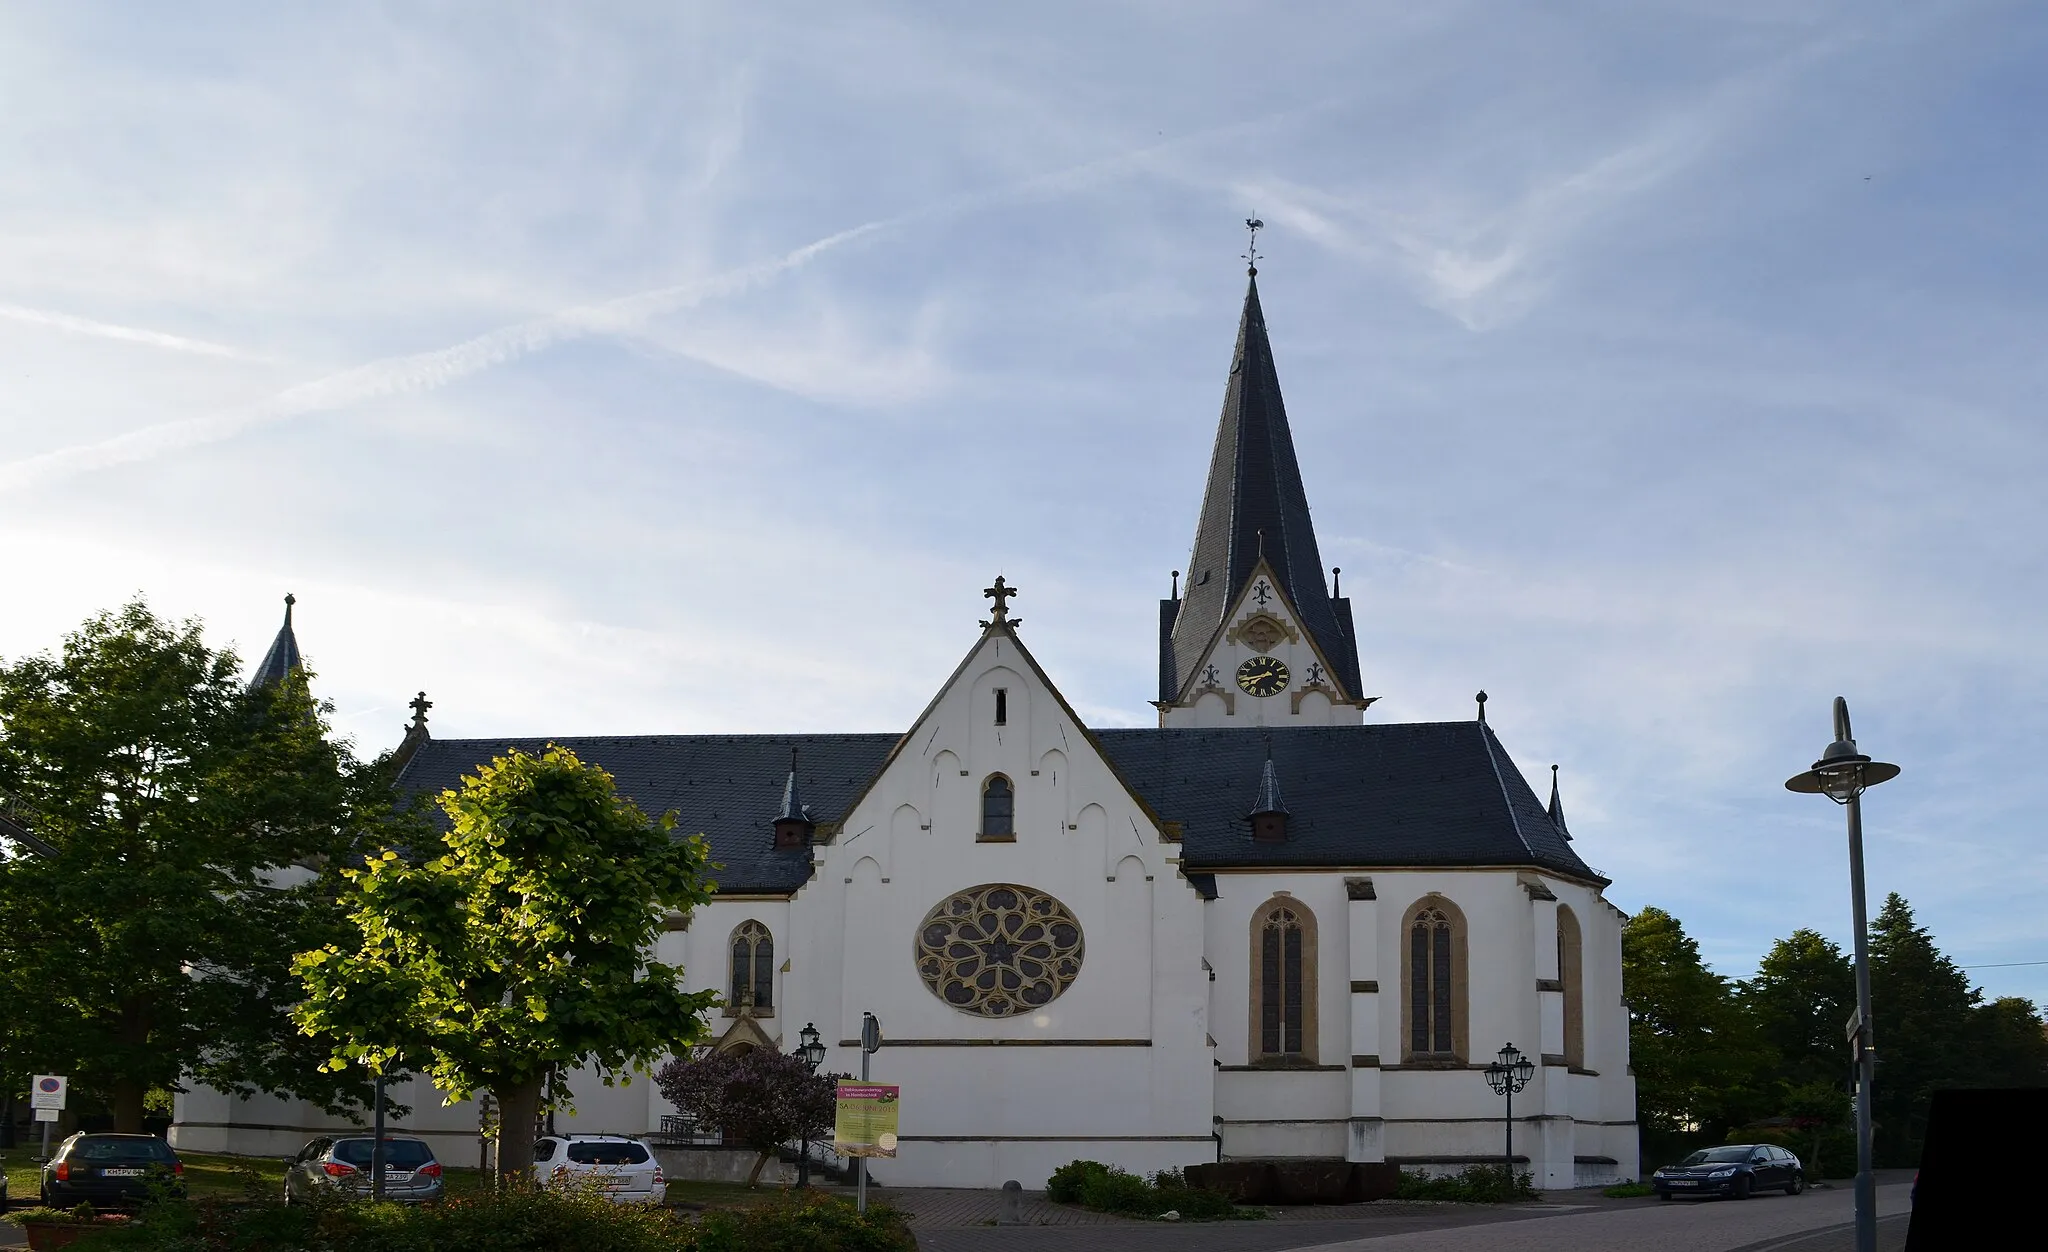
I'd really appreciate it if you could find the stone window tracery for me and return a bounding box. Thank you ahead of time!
[1249,896,1319,1062]
[1402,896,1468,1061]
[728,920,773,1015]
[980,774,1014,839]
[914,883,1083,1017]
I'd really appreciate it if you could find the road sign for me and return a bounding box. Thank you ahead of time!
[860,1012,882,1054]
[34,1108,58,1122]
[31,1074,66,1111]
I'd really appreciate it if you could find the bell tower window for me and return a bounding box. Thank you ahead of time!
[994,688,1008,726]
[979,774,1014,840]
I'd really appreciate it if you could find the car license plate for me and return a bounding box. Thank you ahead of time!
[383,1171,412,1182]
[103,1168,146,1177]
[1669,1180,1695,1187]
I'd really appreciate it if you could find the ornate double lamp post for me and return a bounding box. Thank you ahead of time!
[1785,697,1898,1252]
[1483,1043,1535,1196]
[793,1022,828,1188]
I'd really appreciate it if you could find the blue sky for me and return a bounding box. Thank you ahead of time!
[3,2,2043,1004]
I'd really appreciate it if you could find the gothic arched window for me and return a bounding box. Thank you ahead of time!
[1558,905,1585,1069]
[1250,898,1318,1062]
[728,921,773,1015]
[980,774,1014,840]
[1402,896,1467,1061]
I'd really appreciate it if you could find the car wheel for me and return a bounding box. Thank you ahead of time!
[1657,1190,1671,1201]
[1786,1173,1803,1196]
[1731,1175,1751,1201]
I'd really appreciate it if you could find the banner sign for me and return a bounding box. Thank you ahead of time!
[833,1082,899,1158]
[31,1075,66,1111]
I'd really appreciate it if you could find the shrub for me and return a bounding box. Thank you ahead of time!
[1046,1159,1259,1221]
[1603,1181,1654,1198]
[74,1184,916,1252]
[1393,1164,1536,1202]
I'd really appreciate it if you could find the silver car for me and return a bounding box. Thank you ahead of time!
[282,1135,445,1204]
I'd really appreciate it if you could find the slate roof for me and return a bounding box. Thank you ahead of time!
[388,720,1595,893]
[1163,275,1361,701]
[249,595,303,691]
[391,733,900,894]
[1094,723,1595,881]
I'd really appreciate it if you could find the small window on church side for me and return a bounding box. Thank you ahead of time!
[729,921,773,1015]
[1558,905,1585,1070]
[994,688,1008,725]
[980,775,1014,839]
[1250,898,1317,1063]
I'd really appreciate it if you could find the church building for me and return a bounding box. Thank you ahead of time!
[174,269,1638,1190]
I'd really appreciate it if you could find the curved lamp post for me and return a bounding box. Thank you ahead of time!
[1786,697,1897,1252]
[793,1023,828,1188]
[1483,1043,1535,1196]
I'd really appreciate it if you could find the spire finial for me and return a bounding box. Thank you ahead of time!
[284,592,296,616]
[1547,764,1571,839]
[408,691,432,733]
[1331,567,1340,596]
[1171,570,1181,599]
[1243,217,1263,276]
[1475,690,1488,722]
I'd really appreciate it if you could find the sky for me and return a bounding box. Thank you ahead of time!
[2,1,2044,1005]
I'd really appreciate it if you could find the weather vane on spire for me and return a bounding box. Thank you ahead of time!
[1244,218,1263,276]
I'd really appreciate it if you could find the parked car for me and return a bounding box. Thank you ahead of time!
[282,1136,444,1205]
[39,1134,185,1208]
[1652,1143,1805,1200]
[530,1134,665,1204]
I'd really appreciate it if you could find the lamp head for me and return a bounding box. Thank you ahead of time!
[1785,700,1899,803]
[797,1022,827,1071]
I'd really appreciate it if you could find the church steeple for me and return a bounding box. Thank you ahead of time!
[249,594,303,691]
[1161,273,1361,704]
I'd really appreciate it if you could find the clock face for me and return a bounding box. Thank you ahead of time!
[1236,655,1289,697]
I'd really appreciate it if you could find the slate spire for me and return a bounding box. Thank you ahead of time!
[772,748,814,849]
[1248,746,1289,842]
[1548,764,1572,840]
[1162,273,1360,701]
[249,594,303,691]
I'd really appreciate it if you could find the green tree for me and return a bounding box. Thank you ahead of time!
[1742,929,1854,1092]
[1867,892,1979,1166]
[1622,907,1771,1146]
[1971,996,2048,1091]
[294,745,719,1177]
[655,1049,841,1187]
[0,600,392,1131]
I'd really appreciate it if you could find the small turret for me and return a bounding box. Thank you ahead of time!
[248,595,303,691]
[1248,749,1289,843]
[772,748,815,849]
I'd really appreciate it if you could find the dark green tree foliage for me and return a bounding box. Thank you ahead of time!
[1622,907,1771,1142]
[295,745,719,1178]
[0,601,394,1131]
[1974,996,2048,1091]
[1742,929,1854,1091]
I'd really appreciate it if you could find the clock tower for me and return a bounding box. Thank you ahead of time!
[1156,271,1370,728]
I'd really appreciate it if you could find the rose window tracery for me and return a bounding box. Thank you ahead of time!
[914,884,1084,1017]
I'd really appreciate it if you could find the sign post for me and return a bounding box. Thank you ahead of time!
[833,1014,892,1214]
[30,1075,67,1161]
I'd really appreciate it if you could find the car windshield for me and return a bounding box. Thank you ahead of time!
[70,1138,175,1164]
[333,1140,435,1169]
[1681,1147,1757,1165]
[565,1141,649,1165]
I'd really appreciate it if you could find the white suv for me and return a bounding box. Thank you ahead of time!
[530,1134,666,1204]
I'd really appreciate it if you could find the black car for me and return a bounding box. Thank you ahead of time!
[1652,1143,1805,1200]
[40,1133,186,1208]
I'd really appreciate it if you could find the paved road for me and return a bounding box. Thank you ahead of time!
[914,1182,1915,1252]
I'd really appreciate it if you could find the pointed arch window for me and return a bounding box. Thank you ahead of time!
[728,921,773,1016]
[1249,898,1318,1062]
[979,774,1014,840]
[1402,896,1467,1061]
[1558,905,1585,1069]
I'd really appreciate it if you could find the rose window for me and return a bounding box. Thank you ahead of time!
[914,883,1084,1017]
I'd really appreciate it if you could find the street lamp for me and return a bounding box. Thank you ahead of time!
[1786,696,1897,1252]
[1483,1042,1535,1197]
[793,1023,827,1188]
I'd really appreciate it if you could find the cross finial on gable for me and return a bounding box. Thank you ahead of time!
[408,691,433,732]
[982,575,1021,626]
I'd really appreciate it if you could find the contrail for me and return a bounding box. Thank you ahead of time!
[0,221,885,495]
[0,113,1284,498]
[0,301,269,361]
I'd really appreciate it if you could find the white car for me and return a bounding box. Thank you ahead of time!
[530,1134,666,1204]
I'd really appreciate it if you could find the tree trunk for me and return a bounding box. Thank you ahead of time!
[494,1076,545,1182]
[111,1078,146,1134]
[746,1149,772,1188]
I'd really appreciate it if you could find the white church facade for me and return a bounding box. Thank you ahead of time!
[174,272,1638,1190]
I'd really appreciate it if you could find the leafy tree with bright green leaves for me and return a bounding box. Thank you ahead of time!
[1742,929,1855,1092]
[0,600,398,1132]
[1622,907,1772,1145]
[294,744,719,1177]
